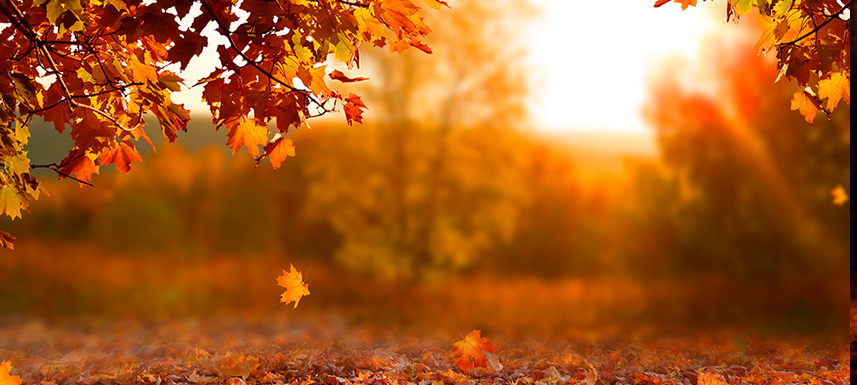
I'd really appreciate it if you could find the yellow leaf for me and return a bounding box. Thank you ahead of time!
[789,91,818,123]
[276,264,310,309]
[817,71,849,110]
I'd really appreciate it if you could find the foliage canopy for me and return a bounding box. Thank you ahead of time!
[0,0,444,247]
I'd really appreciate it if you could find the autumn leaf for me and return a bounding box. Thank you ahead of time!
[260,136,296,170]
[831,185,848,206]
[329,70,369,83]
[226,118,269,158]
[817,72,850,111]
[343,93,367,125]
[100,141,143,174]
[0,186,23,220]
[789,91,820,124]
[58,150,100,186]
[451,330,497,371]
[653,0,671,7]
[276,264,310,309]
[0,361,22,385]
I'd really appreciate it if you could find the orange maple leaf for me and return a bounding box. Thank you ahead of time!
[58,149,100,186]
[451,330,497,371]
[226,118,269,158]
[817,71,850,111]
[260,137,296,170]
[344,93,367,125]
[276,264,310,309]
[100,141,143,174]
[0,361,22,385]
[789,90,820,124]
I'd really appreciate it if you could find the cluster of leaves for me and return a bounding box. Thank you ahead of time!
[656,0,850,123]
[0,0,444,248]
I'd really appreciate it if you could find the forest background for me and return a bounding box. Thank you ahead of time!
[0,0,850,344]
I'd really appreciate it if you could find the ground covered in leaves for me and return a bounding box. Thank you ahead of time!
[1,315,849,385]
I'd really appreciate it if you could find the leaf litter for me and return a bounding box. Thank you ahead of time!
[0,315,848,385]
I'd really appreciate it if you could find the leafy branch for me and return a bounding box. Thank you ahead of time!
[775,1,851,47]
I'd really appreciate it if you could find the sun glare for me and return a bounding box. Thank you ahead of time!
[526,0,726,133]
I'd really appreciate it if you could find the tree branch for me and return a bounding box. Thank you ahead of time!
[198,0,331,113]
[776,2,851,47]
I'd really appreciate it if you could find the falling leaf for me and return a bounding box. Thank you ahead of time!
[0,361,22,385]
[450,329,497,371]
[653,0,671,7]
[276,264,310,309]
[831,185,848,206]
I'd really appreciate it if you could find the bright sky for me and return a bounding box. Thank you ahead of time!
[170,0,732,134]
[526,0,724,133]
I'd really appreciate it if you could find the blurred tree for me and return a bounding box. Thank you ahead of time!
[300,0,535,280]
[641,33,849,330]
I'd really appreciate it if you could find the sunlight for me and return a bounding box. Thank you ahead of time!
[526,0,725,133]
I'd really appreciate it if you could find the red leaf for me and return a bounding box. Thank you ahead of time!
[58,149,99,186]
[343,93,366,125]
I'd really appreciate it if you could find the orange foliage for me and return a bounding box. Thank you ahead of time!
[450,330,497,371]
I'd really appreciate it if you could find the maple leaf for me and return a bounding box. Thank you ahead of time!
[0,361,22,385]
[789,91,820,124]
[344,93,367,125]
[817,72,849,111]
[260,136,296,170]
[58,150,100,186]
[329,70,369,83]
[451,330,497,371]
[831,185,848,206]
[653,0,671,7]
[0,186,24,220]
[226,118,269,158]
[276,264,310,309]
[100,141,143,174]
